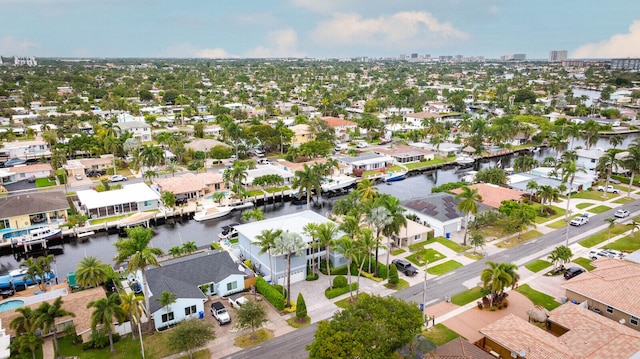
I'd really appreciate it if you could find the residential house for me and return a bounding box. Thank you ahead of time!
[424,337,495,359]
[241,164,295,186]
[576,148,628,177]
[403,112,441,127]
[76,183,161,219]
[0,191,69,230]
[235,211,344,285]
[478,303,640,359]
[290,124,314,147]
[145,251,247,330]
[529,167,595,191]
[274,158,351,176]
[116,121,152,143]
[571,116,620,127]
[562,258,640,331]
[334,152,392,173]
[185,139,230,154]
[63,155,115,179]
[451,183,525,209]
[153,172,225,202]
[0,140,49,159]
[0,163,53,185]
[374,145,435,164]
[390,219,431,248]
[509,172,570,196]
[322,116,358,141]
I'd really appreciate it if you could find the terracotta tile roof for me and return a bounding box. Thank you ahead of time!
[375,145,434,157]
[79,155,115,167]
[7,163,52,174]
[155,172,223,195]
[405,112,441,119]
[451,183,525,209]
[321,116,357,127]
[561,258,640,317]
[425,337,495,359]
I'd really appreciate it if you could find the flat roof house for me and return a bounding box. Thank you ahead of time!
[76,183,161,219]
[374,145,435,164]
[334,152,393,172]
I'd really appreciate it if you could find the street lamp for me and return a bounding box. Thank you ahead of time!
[423,260,429,325]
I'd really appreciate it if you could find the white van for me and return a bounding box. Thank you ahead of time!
[356,141,368,149]
[335,143,349,151]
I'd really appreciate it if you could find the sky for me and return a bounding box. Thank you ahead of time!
[1,0,640,59]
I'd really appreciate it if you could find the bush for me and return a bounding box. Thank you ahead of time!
[210,242,222,250]
[296,293,307,319]
[333,275,348,288]
[273,284,287,299]
[318,259,334,275]
[325,283,358,299]
[306,273,319,281]
[388,264,399,285]
[82,332,120,350]
[256,277,285,311]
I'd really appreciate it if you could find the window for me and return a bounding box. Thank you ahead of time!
[185,305,197,316]
[227,281,237,291]
[607,306,614,314]
[144,200,153,206]
[414,235,421,240]
[161,312,174,323]
[631,316,639,326]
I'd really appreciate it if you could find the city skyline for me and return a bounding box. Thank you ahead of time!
[1,0,640,59]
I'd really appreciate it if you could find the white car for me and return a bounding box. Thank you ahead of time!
[75,174,83,180]
[253,149,265,157]
[109,174,127,182]
[589,250,614,260]
[614,209,630,218]
[229,295,249,309]
[569,216,589,226]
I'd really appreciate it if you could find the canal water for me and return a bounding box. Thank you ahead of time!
[3,133,637,278]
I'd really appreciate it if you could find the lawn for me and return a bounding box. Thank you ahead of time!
[35,177,57,187]
[575,202,593,210]
[587,205,611,214]
[434,237,469,253]
[245,189,265,197]
[571,190,618,201]
[406,248,446,266]
[264,186,290,193]
[532,204,566,224]
[464,252,484,260]
[386,165,405,172]
[335,293,370,309]
[515,284,562,311]
[404,158,447,170]
[427,260,462,275]
[495,230,543,248]
[525,259,552,273]
[90,214,127,225]
[391,248,406,256]
[234,328,274,349]
[286,316,311,328]
[384,278,410,290]
[450,286,485,306]
[606,232,640,252]
[578,223,628,247]
[572,257,596,271]
[59,334,148,359]
[613,196,635,204]
[421,324,462,346]
[546,219,568,229]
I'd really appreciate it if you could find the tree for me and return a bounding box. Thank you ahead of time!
[161,191,177,209]
[548,245,573,271]
[474,168,508,186]
[76,256,110,288]
[119,291,144,340]
[306,295,423,359]
[380,194,407,269]
[316,222,339,290]
[35,297,75,358]
[480,261,519,307]
[10,307,42,359]
[274,231,307,307]
[356,178,378,201]
[87,292,127,353]
[235,300,267,339]
[241,208,264,222]
[157,291,177,327]
[470,231,485,254]
[554,150,586,245]
[303,222,320,277]
[21,254,54,292]
[623,141,640,198]
[256,229,282,284]
[181,241,197,255]
[456,186,482,246]
[605,218,617,243]
[536,185,560,214]
[388,263,399,286]
[168,319,216,359]
[513,155,538,173]
[113,226,163,332]
[292,164,322,210]
[598,150,619,199]
[296,293,307,321]
[366,206,391,278]
[332,236,357,301]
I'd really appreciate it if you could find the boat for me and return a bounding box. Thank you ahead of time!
[455,154,475,165]
[2,226,62,247]
[462,170,478,184]
[383,171,407,182]
[455,163,474,173]
[10,268,56,290]
[321,176,356,192]
[232,202,254,210]
[193,206,233,222]
[218,223,240,241]
[0,275,13,290]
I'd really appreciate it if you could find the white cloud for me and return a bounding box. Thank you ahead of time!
[159,43,231,59]
[311,11,468,50]
[573,20,640,58]
[0,36,40,55]
[288,0,345,13]
[244,29,305,58]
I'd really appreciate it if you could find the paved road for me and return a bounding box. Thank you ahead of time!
[222,200,640,359]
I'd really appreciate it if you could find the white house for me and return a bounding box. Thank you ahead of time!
[116,121,152,142]
[144,251,246,330]
[0,140,49,158]
[76,183,161,219]
[235,211,344,285]
[334,152,392,172]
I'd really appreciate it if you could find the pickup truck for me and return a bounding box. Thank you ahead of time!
[569,216,589,226]
[228,294,249,309]
[392,259,419,277]
[210,301,231,325]
[597,185,619,193]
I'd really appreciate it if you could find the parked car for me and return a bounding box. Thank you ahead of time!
[75,174,83,180]
[210,301,231,325]
[109,174,128,182]
[253,149,265,158]
[564,267,586,279]
[614,209,630,218]
[334,143,349,152]
[589,250,615,260]
[391,259,419,277]
[378,139,391,145]
[228,294,249,309]
[229,155,237,162]
[86,169,106,177]
[258,158,271,165]
[597,185,619,194]
[602,249,625,258]
[609,178,621,184]
[356,141,368,149]
[569,216,589,226]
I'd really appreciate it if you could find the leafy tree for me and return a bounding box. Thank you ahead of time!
[168,246,182,257]
[470,231,485,254]
[119,291,144,340]
[536,185,560,214]
[456,186,482,245]
[306,295,423,359]
[241,208,265,222]
[76,256,110,288]
[236,300,267,339]
[35,297,75,358]
[161,191,177,209]
[168,319,216,359]
[388,263,399,286]
[513,155,538,173]
[296,293,307,321]
[87,292,127,353]
[548,245,573,271]
[292,164,322,210]
[20,254,54,292]
[475,168,508,186]
[480,261,519,307]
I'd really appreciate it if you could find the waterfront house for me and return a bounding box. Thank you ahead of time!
[145,251,247,331]
[274,158,351,176]
[116,121,152,143]
[0,140,49,159]
[76,183,161,219]
[63,155,115,179]
[403,112,441,128]
[374,145,435,164]
[334,152,393,173]
[0,191,69,230]
[529,167,595,191]
[451,183,526,209]
[153,172,225,203]
[389,219,431,248]
[241,164,295,186]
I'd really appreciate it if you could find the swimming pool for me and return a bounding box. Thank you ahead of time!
[0,300,24,312]
[205,191,229,200]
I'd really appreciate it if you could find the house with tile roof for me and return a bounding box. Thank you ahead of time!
[0,191,69,230]
[0,163,53,185]
[424,337,495,359]
[562,257,640,331]
[451,183,525,209]
[478,303,640,359]
[145,251,247,330]
[322,116,358,141]
[153,172,225,202]
[290,124,314,147]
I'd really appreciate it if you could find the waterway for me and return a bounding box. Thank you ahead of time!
[3,133,638,279]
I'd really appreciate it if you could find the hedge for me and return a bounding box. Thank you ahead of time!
[325,283,359,299]
[333,275,348,288]
[256,277,286,311]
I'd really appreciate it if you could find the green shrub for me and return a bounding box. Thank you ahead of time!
[273,284,287,299]
[388,264,399,285]
[318,259,335,275]
[256,277,285,311]
[325,283,358,299]
[296,293,307,319]
[306,273,319,281]
[210,242,222,250]
[333,275,348,288]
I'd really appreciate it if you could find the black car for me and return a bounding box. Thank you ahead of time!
[564,267,585,280]
[392,259,419,277]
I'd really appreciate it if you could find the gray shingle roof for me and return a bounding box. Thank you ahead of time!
[401,192,489,222]
[0,191,69,218]
[145,251,245,313]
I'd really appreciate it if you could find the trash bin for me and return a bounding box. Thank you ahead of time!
[561,296,567,304]
[198,311,204,319]
[446,232,450,239]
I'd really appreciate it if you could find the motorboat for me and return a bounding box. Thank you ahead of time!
[10,268,56,290]
[193,206,233,222]
[3,226,62,247]
[232,202,254,210]
[218,223,240,241]
[321,176,356,192]
[462,170,478,184]
[383,171,407,182]
[455,154,475,165]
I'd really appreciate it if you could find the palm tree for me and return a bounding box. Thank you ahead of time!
[316,222,340,289]
[332,236,357,301]
[140,145,165,169]
[605,218,617,244]
[119,291,144,340]
[303,223,320,276]
[480,261,519,307]
[256,229,282,284]
[114,226,163,332]
[76,256,110,288]
[380,195,406,268]
[526,180,539,197]
[598,150,619,199]
[555,150,586,245]
[21,254,54,292]
[548,132,568,161]
[623,141,640,198]
[609,134,623,149]
[564,122,582,150]
[582,120,600,149]
[354,228,375,299]
[157,291,177,326]
[291,164,321,210]
[325,158,340,178]
[455,186,482,246]
[536,185,559,214]
[10,307,42,359]
[356,178,378,201]
[88,292,127,353]
[366,206,392,278]
[181,241,197,255]
[274,231,307,308]
[35,297,75,358]
[513,155,538,173]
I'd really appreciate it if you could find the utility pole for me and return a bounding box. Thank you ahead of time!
[423,260,428,325]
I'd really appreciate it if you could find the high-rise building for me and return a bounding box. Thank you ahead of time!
[549,50,568,62]
[500,53,526,61]
[410,53,418,59]
[611,58,640,71]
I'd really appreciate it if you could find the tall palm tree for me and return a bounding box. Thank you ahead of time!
[355,228,374,299]
[380,195,406,268]
[316,222,340,289]
[21,254,54,292]
[10,307,42,359]
[356,178,378,201]
[76,256,110,288]
[292,164,322,210]
[332,236,357,301]
[564,122,582,150]
[274,231,307,308]
[609,134,623,149]
[114,226,163,332]
[455,186,482,246]
[623,141,640,198]
[555,150,586,245]
[548,132,568,161]
[303,223,320,276]
[119,291,144,340]
[325,158,340,178]
[598,150,619,199]
[513,155,538,173]
[480,261,519,307]
[536,185,560,214]
[256,229,282,283]
[157,291,177,326]
[88,292,127,353]
[366,206,392,278]
[582,120,600,149]
[35,297,75,358]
